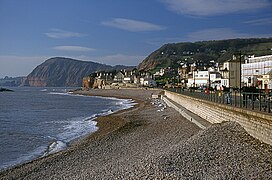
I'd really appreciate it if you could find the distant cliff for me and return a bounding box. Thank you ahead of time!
[23,57,134,87]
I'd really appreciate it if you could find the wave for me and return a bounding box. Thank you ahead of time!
[0,92,138,171]
[55,116,98,143]
[48,92,86,97]
[48,92,70,96]
[115,99,137,110]
[40,106,127,156]
[43,138,67,156]
[48,92,137,110]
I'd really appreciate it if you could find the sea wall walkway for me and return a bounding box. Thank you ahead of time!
[163,90,272,145]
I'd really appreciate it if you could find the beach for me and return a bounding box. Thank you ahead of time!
[0,89,271,179]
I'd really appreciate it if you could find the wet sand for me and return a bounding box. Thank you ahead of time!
[0,89,271,179]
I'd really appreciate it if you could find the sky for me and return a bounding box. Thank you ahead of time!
[0,0,272,78]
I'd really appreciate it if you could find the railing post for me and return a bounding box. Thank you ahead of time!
[252,93,254,110]
[234,91,237,107]
[240,90,242,108]
[268,97,271,113]
[245,93,248,108]
[259,92,262,111]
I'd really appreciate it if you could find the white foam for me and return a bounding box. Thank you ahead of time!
[44,140,67,156]
[48,92,87,98]
[56,116,98,143]
[118,99,137,110]
[49,92,138,110]
[48,92,70,96]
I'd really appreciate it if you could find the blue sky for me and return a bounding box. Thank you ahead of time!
[0,0,272,77]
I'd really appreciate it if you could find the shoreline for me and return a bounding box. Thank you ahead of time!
[0,89,160,176]
[1,89,271,179]
[0,89,142,172]
[68,91,144,148]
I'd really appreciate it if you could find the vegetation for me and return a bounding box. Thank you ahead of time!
[138,38,272,71]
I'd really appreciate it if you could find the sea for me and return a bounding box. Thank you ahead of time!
[0,87,135,170]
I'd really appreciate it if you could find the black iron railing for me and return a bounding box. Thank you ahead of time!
[165,88,272,114]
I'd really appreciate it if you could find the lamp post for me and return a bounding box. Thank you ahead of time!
[208,71,211,89]
[239,51,242,108]
[239,51,242,91]
[193,70,196,88]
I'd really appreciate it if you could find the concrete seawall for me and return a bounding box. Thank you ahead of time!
[164,90,272,145]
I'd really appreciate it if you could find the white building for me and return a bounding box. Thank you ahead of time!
[153,68,165,77]
[242,55,272,89]
[140,77,156,87]
[187,71,209,88]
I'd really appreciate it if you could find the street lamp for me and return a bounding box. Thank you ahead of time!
[208,71,211,89]
[238,51,242,108]
[239,51,242,92]
[193,69,196,88]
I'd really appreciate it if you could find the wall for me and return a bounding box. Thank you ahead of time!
[164,90,272,145]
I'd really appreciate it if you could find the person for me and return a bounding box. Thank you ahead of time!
[242,85,248,107]
[226,88,232,104]
[248,86,257,105]
[205,87,210,95]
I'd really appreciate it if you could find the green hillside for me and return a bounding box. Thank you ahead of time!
[138,38,272,72]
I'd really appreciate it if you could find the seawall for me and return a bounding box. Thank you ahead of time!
[163,90,272,145]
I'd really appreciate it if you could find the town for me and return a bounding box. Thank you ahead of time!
[83,54,272,92]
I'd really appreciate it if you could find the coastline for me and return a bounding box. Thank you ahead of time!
[1,89,271,179]
[0,88,136,171]
[0,89,163,178]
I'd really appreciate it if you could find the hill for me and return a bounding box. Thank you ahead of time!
[138,38,272,72]
[23,57,134,87]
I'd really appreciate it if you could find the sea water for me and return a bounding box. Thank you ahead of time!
[0,87,135,170]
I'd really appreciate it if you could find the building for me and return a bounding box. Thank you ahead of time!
[257,70,272,90]
[178,63,191,87]
[219,55,243,88]
[187,70,209,88]
[153,68,165,77]
[96,71,114,83]
[209,71,223,89]
[140,77,157,87]
[113,71,125,83]
[242,55,272,89]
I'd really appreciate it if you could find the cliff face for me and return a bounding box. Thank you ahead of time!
[24,57,132,87]
[137,49,162,71]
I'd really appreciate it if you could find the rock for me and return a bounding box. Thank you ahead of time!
[0,88,14,92]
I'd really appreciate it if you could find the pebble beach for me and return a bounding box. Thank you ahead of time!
[0,89,271,179]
